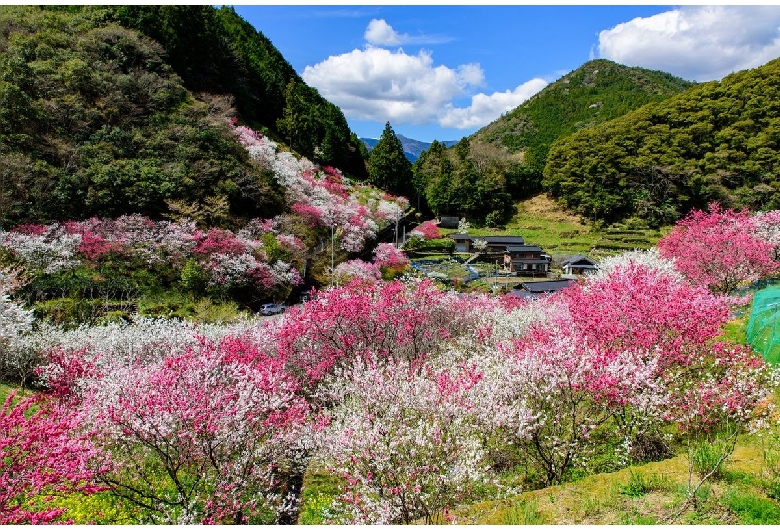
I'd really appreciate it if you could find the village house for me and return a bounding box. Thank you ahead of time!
[560,255,599,278]
[448,234,525,254]
[508,279,575,300]
[447,234,551,276]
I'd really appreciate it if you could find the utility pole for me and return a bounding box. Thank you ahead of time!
[394,212,400,248]
[330,223,335,288]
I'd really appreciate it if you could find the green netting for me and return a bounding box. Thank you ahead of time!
[746,284,780,364]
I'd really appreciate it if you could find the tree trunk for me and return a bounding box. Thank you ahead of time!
[277,470,305,525]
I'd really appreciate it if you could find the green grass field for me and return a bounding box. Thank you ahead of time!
[441,194,662,258]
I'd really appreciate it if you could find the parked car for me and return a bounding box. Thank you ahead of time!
[260,303,286,316]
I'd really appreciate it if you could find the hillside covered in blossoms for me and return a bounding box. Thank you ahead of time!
[2,205,780,523]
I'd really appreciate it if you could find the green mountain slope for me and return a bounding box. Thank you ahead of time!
[472,59,693,179]
[109,6,367,178]
[543,56,780,227]
[0,6,365,228]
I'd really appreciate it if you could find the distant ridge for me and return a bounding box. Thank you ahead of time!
[361,134,459,162]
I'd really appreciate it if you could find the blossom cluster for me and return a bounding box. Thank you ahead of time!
[232,122,409,253]
[658,203,780,293]
[0,215,302,292]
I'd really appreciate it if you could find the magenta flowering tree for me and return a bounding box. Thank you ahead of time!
[658,203,780,293]
[193,228,249,257]
[0,392,105,524]
[557,262,730,369]
[273,279,493,388]
[332,259,381,285]
[409,220,441,240]
[65,336,310,524]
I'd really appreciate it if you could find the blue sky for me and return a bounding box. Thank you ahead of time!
[231,4,780,143]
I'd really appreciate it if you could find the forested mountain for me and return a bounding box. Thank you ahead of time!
[543,56,780,227]
[0,5,366,228]
[470,59,693,192]
[412,137,520,226]
[410,60,694,227]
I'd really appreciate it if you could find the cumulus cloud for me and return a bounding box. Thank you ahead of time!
[302,18,546,130]
[364,18,452,46]
[302,46,486,126]
[598,5,780,81]
[364,19,402,46]
[439,78,548,129]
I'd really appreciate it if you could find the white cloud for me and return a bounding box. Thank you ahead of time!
[364,18,452,46]
[302,18,546,131]
[439,78,548,129]
[364,19,401,46]
[598,6,780,82]
[302,46,485,126]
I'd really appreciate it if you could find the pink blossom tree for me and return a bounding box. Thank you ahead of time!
[557,262,730,369]
[409,220,441,240]
[332,259,381,285]
[658,203,780,293]
[373,242,409,268]
[60,336,310,524]
[272,279,496,389]
[0,392,104,524]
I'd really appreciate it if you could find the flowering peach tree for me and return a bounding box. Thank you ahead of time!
[0,392,105,524]
[45,335,310,524]
[658,203,780,293]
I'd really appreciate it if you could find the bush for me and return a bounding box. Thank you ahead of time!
[691,437,731,481]
[618,470,670,498]
[403,238,455,254]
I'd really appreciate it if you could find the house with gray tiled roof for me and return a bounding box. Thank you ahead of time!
[560,255,598,277]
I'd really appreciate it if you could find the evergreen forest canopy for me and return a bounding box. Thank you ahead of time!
[0,5,366,228]
[543,56,780,227]
[413,59,695,227]
[470,60,694,191]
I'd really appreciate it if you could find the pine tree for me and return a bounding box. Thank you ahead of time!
[368,122,413,197]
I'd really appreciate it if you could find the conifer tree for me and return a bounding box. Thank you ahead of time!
[368,122,414,198]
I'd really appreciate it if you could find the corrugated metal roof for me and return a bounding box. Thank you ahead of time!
[520,280,575,292]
